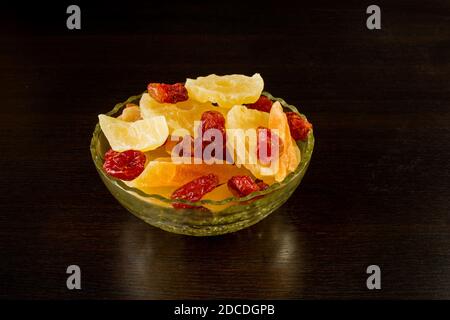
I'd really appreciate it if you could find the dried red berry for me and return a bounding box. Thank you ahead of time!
[257,127,284,166]
[246,95,273,113]
[285,112,312,141]
[255,179,269,191]
[171,174,219,209]
[103,149,146,181]
[227,175,262,198]
[147,83,189,104]
[200,110,227,159]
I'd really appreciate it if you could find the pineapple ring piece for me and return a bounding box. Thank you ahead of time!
[185,73,264,108]
[99,114,169,152]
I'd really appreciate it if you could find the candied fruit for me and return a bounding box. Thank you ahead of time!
[255,179,269,191]
[257,126,284,166]
[246,95,273,113]
[185,74,264,108]
[268,102,301,182]
[227,175,262,197]
[285,112,312,141]
[98,114,169,152]
[171,174,219,209]
[200,110,227,159]
[140,93,228,136]
[128,157,254,190]
[103,149,146,181]
[118,104,142,122]
[147,83,189,104]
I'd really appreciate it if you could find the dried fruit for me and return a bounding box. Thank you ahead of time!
[98,114,169,152]
[201,110,226,132]
[147,83,189,104]
[268,102,301,182]
[226,104,269,131]
[200,110,226,158]
[257,127,284,166]
[285,112,312,141]
[118,104,142,122]
[171,174,219,209]
[128,157,253,190]
[246,95,273,113]
[227,175,261,197]
[255,179,269,191]
[185,73,264,108]
[225,105,270,177]
[103,149,146,181]
[140,93,228,136]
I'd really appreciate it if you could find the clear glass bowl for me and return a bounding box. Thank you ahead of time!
[90,92,314,236]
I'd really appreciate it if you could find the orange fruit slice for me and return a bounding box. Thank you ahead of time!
[128,157,254,190]
[268,101,301,182]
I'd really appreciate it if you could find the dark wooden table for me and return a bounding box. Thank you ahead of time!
[1,1,449,299]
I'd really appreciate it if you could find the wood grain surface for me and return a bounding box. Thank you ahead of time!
[0,1,449,299]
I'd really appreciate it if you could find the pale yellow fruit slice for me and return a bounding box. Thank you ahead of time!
[98,114,169,152]
[140,93,228,136]
[185,73,264,108]
[225,104,269,176]
[226,104,269,130]
[224,102,300,182]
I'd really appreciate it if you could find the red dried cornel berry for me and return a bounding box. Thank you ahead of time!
[103,149,146,181]
[257,127,284,165]
[171,174,219,209]
[285,112,312,141]
[147,83,189,104]
[246,95,273,113]
[255,179,269,191]
[200,110,227,158]
[228,175,265,198]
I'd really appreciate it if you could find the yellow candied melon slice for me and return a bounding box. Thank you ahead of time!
[128,157,254,190]
[225,102,300,182]
[185,73,264,108]
[225,104,273,180]
[268,101,301,182]
[98,114,169,152]
[225,104,268,167]
[226,104,269,131]
[139,93,228,136]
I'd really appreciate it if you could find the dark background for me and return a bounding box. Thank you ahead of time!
[0,0,449,299]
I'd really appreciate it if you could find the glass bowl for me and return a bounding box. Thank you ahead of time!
[90,92,314,236]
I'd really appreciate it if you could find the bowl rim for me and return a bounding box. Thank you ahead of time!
[90,91,314,207]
